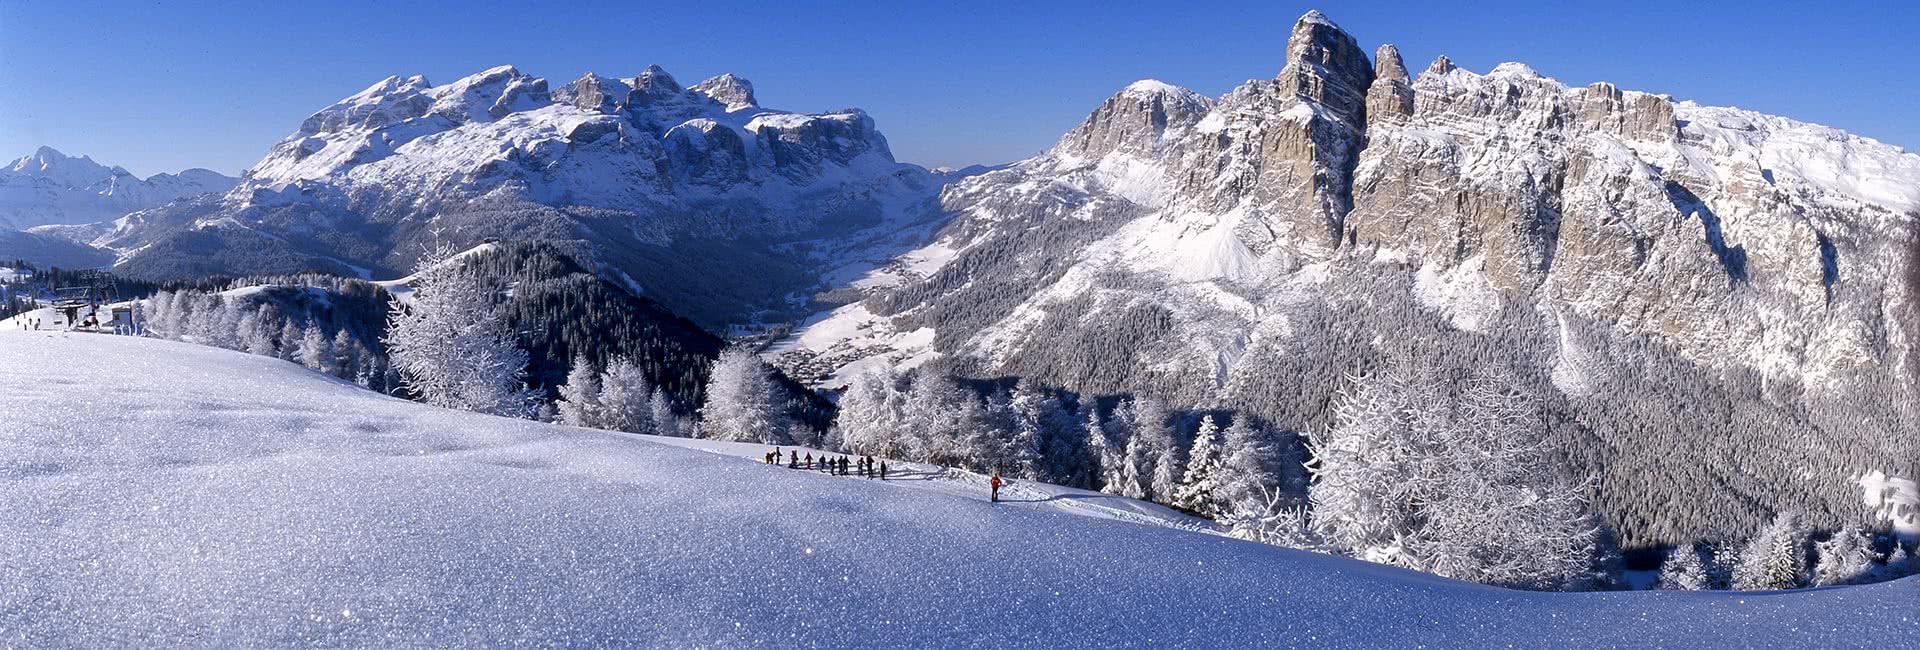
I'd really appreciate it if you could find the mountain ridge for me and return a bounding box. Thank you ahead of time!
[769,10,1920,547]
[0,146,238,231]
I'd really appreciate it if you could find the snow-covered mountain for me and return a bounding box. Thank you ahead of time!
[0,146,236,231]
[91,65,956,327]
[3,331,1916,645]
[772,11,1920,547]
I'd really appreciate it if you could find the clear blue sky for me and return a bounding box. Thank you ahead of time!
[2,0,1915,177]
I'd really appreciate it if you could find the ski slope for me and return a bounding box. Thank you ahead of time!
[1,332,1916,647]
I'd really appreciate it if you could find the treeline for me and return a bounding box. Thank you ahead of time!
[139,281,397,392]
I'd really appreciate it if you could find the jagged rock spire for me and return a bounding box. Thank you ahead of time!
[1366,44,1414,123]
[1427,55,1456,76]
[1279,10,1374,125]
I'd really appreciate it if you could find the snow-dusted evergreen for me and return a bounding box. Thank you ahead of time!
[1733,512,1812,590]
[1173,415,1226,516]
[1810,527,1878,587]
[1657,544,1713,591]
[384,244,539,417]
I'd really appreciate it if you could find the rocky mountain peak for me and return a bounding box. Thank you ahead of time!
[1280,9,1374,125]
[1373,44,1409,82]
[1054,79,1213,160]
[691,73,757,110]
[635,64,682,94]
[556,72,634,114]
[1366,44,1415,124]
[1426,55,1456,76]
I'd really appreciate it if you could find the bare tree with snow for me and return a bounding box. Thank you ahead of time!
[1310,364,1600,590]
[699,347,787,444]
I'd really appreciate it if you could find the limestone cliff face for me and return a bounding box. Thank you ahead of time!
[790,8,1920,400]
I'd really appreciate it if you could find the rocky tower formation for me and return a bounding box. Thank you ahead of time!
[1364,44,1414,124]
[1169,10,1377,251]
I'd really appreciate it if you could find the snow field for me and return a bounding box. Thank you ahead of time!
[1,333,1916,646]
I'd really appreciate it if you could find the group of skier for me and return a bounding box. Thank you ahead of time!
[761,447,1010,503]
[16,318,42,330]
[764,448,888,480]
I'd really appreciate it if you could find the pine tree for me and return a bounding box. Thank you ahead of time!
[1140,401,1183,504]
[1086,405,1121,494]
[648,388,677,437]
[332,330,358,379]
[556,354,604,428]
[243,313,277,357]
[1174,415,1226,517]
[278,320,304,362]
[1657,543,1712,591]
[302,324,334,374]
[1216,417,1280,519]
[699,348,787,444]
[1734,512,1810,590]
[384,244,539,417]
[1810,526,1876,587]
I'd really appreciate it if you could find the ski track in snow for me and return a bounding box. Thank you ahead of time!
[1,332,1917,647]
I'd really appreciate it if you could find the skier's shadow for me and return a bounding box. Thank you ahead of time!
[1000,493,1115,504]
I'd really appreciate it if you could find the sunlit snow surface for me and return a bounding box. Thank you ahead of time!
[2,333,1916,646]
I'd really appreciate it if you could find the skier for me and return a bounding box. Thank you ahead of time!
[804,453,813,469]
[990,474,1003,503]
[788,450,799,468]
[879,462,889,481]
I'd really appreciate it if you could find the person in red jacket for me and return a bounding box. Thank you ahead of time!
[990,474,1003,503]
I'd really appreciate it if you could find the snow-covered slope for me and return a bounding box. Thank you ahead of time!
[0,146,236,230]
[1,332,1916,646]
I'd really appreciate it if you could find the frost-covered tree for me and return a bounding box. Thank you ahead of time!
[1087,405,1123,494]
[332,329,359,379]
[1216,417,1285,518]
[384,244,539,418]
[1144,407,1183,505]
[1174,415,1226,517]
[278,320,304,362]
[1657,543,1712,591]
[599,356,657,435]
[699,347,787,444]
[1873,544,1916,582]
[649,389,678,437]
[1310,365,1599,590]
[837,369,909,457]
[1005,381,1061,480]
[1811,526,1878,587]
[556,354,604,428]
[302,324,334,374]
[1733,512,1811,591]
[900,372,981,465]
[1221,482,1320,549]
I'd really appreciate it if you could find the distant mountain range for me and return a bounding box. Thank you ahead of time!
[17,65,962,327]
[0,146,235,231]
